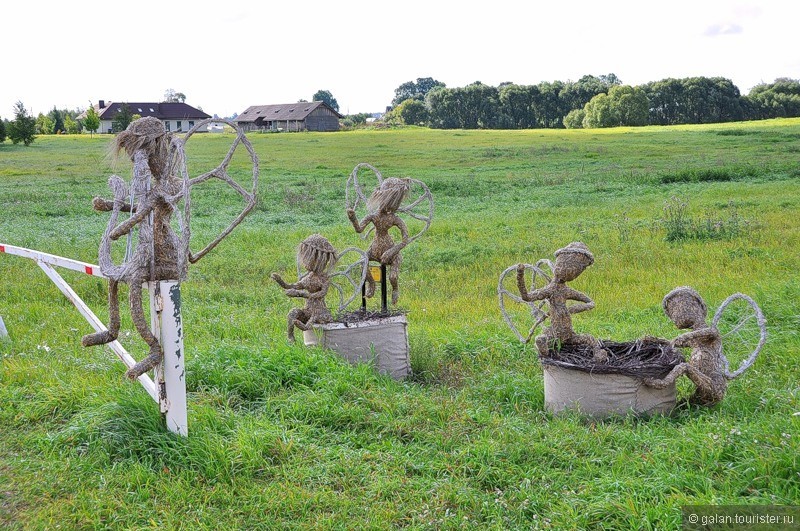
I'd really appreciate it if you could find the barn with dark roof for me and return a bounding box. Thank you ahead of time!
[235,101,342,132]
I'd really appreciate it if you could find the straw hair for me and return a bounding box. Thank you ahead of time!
[367,177,410,213]
[299,234,337,274]
[114,116,172,176]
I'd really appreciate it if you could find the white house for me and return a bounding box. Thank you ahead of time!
[87,100,211,134]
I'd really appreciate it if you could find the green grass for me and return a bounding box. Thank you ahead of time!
[1,119,799,529]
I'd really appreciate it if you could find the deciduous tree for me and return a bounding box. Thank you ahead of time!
[36,113,55,135]
[313,90,339,112]
[397,99,428,125]
[391,77,445,108]
[84,105,100,136]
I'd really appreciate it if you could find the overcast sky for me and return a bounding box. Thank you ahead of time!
[3,0,798,119]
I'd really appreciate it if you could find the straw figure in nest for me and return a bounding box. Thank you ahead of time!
[517,242,608,362]
[643,287,727,405]
[82,117,185,380]
[272,234,337,342]
[346,178,411,305]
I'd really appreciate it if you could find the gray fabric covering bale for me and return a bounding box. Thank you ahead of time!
[543,365,676,418]
[304,315,410,380]
[0,315,7,338]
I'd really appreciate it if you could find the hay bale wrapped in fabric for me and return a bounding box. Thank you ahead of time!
[540,338,685,418]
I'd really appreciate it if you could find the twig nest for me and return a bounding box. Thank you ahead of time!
[540,338,684,380]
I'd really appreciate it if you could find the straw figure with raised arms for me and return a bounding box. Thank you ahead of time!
[516,242,608,362]
[271,234,337,342]
[643,286,766,406]
[83,116,258,380]
[344,163,433,307]
[347,178,410,305]
[82,117,185,379]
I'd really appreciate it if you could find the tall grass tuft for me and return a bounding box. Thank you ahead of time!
[661,196,750,242]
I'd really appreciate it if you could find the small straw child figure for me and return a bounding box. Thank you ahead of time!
[644,287,725,405]
[271,234,337,342]
[517,242,608,362]
[346,178,410,305]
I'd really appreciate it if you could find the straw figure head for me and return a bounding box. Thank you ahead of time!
[367,177,410,214]
[662,286,708,330]
[553,241,595,282]
[114,116,172,177]
[299,234,337,274]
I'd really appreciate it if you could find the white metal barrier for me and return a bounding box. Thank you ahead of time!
[0,243,187,436]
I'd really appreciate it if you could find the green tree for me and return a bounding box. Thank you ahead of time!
[112,103,134,132]
[498,84,539,129]
[84,105,100,136]
[391,77,445,108]
[396,99,428,125]
[8,101,36,145]
[64,114,80,134]
[609,85,649,126]
[0,118,6,143]
[745,78,800,119]
[312,90,339,112]
[582,93,616,128]
[48,107,65,133]
[563,108,585,128]
[36,113,55,135]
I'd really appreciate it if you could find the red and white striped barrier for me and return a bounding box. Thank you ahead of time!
[1,243,187,436]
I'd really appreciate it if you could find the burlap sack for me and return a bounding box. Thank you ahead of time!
[304,315,410,380]
[543,365,676,418]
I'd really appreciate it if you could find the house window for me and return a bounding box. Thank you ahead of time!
[188,120,194,128]
[176,120,182,132]
[164,121,170,131]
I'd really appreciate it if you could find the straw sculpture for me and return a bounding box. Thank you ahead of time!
[272,234,337,342]
[82,117,185,379]
[517,242,609,362]
[84,117,258,380]
[347,178,411,305]
[643,286,766,406]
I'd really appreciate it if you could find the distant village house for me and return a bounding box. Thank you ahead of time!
[235,102,342,132]
[86,100,211,134]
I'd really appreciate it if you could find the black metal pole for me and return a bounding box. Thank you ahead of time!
[362,276,367,311]
[381,263,388,313]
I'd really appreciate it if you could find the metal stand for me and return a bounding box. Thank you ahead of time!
[361,262,388,313]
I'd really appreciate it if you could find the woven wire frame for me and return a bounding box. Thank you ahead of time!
[498,260,553,343]
[712,292,767,379]
[345,163,434,244]
[170,118,259,265]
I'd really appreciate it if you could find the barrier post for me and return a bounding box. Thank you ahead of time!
[150,281,187,436]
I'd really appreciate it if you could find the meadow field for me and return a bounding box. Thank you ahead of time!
[1,120,799,529]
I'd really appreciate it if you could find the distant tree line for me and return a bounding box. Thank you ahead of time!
[385,76,800,129]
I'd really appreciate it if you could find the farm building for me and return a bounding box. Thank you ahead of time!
[235,101,342,132]
[85,101,211,134]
